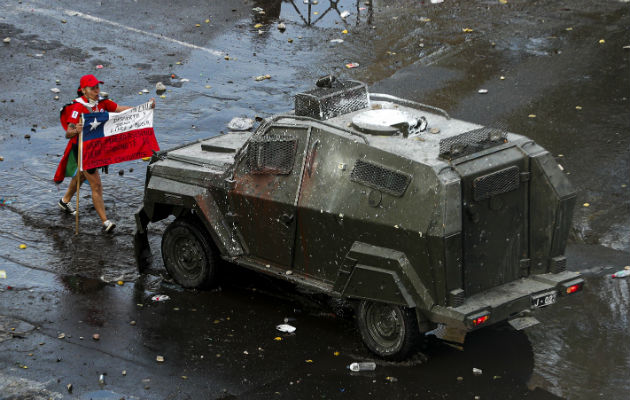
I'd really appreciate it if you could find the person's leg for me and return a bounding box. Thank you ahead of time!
[82,170,107,223]
[61,174,86,204]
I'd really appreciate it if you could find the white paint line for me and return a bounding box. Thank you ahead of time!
[6,0,225,57]
[62,9,225,57]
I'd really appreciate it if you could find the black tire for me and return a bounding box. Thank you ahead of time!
[161,218,217,288]
[356,300,421,360]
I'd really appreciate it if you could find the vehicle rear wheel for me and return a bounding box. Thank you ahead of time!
[356,300,421,360]
[161,218,217,288]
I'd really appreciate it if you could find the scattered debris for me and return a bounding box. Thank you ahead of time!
[255,75,271,81]
[66,384,72,393]
[431,0,444,3]
[500,76,506,80]
[385,376,398,383]
[340,11,350,18]
[278,22,286,32]
[156,355,165,363]
[333,351,340,356]
[122,370,127,376]
[19,244,27,249]
[478,89,488,94]
[130,321,136,326]
[2,37,10,44]
[285,270,293,275]
[92,333,100,341]
[599,39,605,44]
[151,294,170,302]
[227,117,254,131]
[463,28,474,33]
[575,105,582,110]
[0,270,5,279]
[254,23,263,29]
[273,337,283,341]
[345,62,359,69]
[99,374,105,385]
[50,88,60,93]
[180,78,190,82]
[472,367,483,375]
[276,324,296,333]
[342,29,349,34]
[330,39,344,44]
[348,362,376,372]
[457,376,464,381]
[156,82,166,93]
[583,203,590,207]
[57,333,66,339]
[612,269,630,278]
[429,127,441,134]
[96,65,103,69]
[528,114,536,118]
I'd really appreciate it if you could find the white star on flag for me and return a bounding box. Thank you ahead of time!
[89,118,101,131]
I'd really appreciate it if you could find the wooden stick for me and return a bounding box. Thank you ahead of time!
[75,117,83,235]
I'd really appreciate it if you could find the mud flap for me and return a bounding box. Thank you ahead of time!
[134,207,152,271]
[430,324,467,350]
[508,316,540,331]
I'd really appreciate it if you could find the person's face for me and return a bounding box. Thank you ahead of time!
[83,85,100,101]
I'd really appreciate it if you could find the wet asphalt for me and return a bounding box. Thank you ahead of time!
[0,0,629,399]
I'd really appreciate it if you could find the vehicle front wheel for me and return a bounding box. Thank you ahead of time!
[161,218,217,288]
[356,300,421,360]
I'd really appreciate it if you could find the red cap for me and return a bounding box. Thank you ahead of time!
[79,74,104,88]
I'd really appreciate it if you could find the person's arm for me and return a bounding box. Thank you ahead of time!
[114,98,155,112]
[65,122,83,139]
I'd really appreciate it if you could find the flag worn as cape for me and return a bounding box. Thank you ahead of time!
[81,101,159,171]
[53,137,78,184]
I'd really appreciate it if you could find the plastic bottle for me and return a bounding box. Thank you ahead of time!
[348,362,376,372]
[612,270,630,278]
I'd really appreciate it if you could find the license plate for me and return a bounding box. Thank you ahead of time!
[532,291,557,308]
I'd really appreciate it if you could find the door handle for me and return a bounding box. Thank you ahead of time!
[280,213,294,226]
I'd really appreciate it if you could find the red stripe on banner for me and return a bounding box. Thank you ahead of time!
[82,128,159,170]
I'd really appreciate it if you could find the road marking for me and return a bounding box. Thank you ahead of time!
[8,1,224,57]
[62,9,225,57]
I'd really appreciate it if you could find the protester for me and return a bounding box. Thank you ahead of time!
[55,74,154,233]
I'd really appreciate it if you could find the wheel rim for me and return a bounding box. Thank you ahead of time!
[365,302,404,350]
[172,233,205,278]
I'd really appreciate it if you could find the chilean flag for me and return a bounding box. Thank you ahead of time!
[81,101,159,170]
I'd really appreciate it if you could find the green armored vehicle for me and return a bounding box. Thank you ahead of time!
[134,78,583,359]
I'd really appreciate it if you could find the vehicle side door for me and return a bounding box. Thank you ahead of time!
[227,124,308,268]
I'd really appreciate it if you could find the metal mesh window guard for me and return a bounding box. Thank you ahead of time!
[247,137,297,175]
[350,160,411,197]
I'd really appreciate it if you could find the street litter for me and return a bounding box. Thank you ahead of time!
[50,88,60,93]
[276,324,296,333]
[348,362,376,372]
[151,294,170,302]
[345,63,359,69]
[612,269,630,278]
[142,89,150,93]
[180,78,190,82]
[156,355,165,362]
[227,117,254,131]
[478,89,488,94]
[342,29,349,34]
[278,22,286,32]
[473,367,483,375]
[57,333,65,339]
[96,65,103,69]
[98,374,105,384]
[463,28,474,33]
[431,0,444,3]
[330,39,344,44]
[0,270,6,279]
[2,37,10,44]
[255,75,271,81]
[155,82,166,92]
[92,333,100,340]
[340,11,350,18]
[19,244,27,249]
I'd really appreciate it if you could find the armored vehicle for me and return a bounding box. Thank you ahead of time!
[134,78,583,360]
